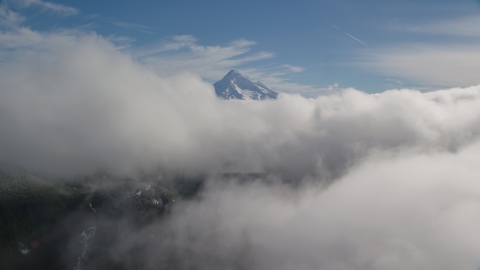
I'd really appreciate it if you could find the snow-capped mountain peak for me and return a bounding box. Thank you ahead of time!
[214,70,278,100]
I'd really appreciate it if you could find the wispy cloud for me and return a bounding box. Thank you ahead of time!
[0,0,331,97]
[134,36,271,80]
[281,64,305,73]
[360,44,480,87]
[112,21,154,34]
[107,35,137,50]
[359,15,480,88]
[330,24,367,46]
[392,16,480,37]
[0,4,25,26]
[239,67,331,97]
[133,35,327,96]
[11,0,78,16]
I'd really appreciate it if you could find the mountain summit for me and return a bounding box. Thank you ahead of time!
[214,70,278,100]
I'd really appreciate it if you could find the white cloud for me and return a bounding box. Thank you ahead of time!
[2,25,480,179]
[0,4,24,26]
[134,36,273,80]
[12,0,78,16]
[106,35,137,50]
[237,67,330,97]
[132,35,325,96]
[282,64,305,73]
[363,15,480,88]
[3,13,480,269]
[393,15,480,37]
[121,144,480,269]
[361,44,480,87]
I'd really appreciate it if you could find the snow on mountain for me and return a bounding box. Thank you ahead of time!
[214,70,278,100]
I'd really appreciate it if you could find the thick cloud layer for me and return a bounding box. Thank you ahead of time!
[112,144,480,269]
[1,30,480,180]
[3,26,480,269]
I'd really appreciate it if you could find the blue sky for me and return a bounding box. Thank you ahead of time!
[4,0,480,96]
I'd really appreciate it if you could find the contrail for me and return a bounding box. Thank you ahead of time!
[329,24,367,46]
